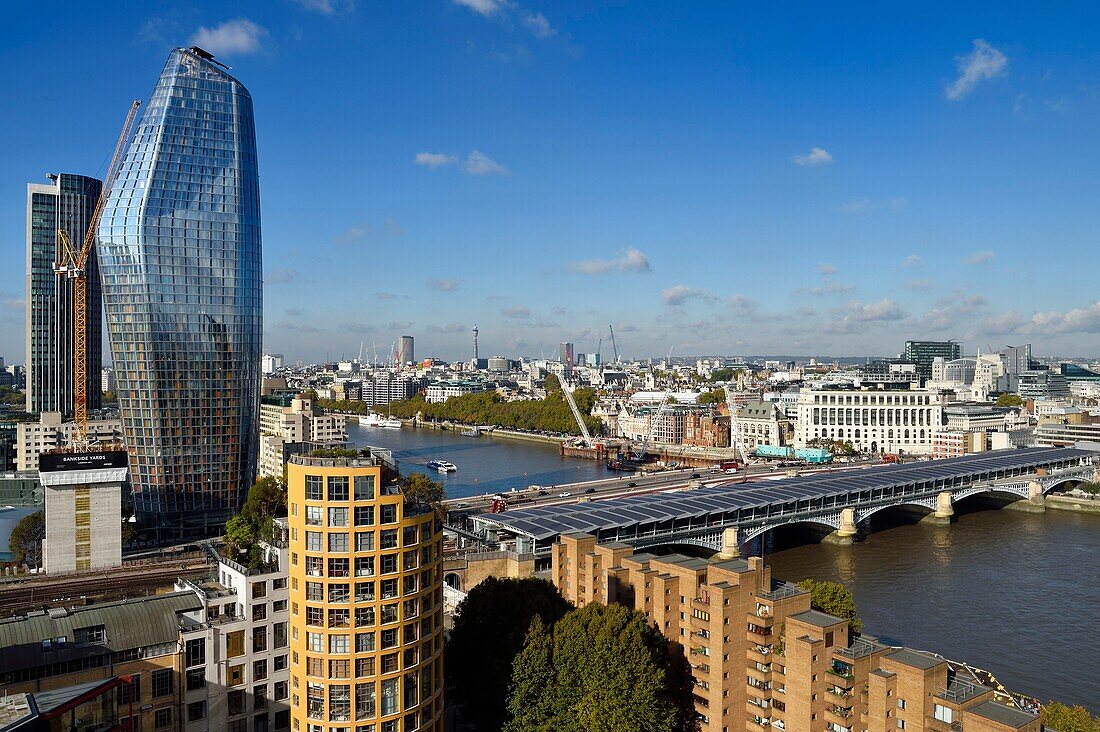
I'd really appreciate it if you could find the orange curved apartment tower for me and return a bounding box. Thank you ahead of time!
[287,452,444,732]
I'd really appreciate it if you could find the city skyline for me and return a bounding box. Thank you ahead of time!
[3,3,1100,362]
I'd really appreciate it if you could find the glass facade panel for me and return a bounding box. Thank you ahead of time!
[98,48,262,526]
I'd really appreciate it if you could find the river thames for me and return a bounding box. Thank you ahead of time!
[350,423,1100,708]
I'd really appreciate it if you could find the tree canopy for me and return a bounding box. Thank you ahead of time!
[446,577,572,732]
[996,393,1025,408]
[400,472,446,512]
[224,476,288,569]
[322,388,601,436]
[503,602,697,732]
[798,579,862,632]
[9,511,44,567]
[698,388,726,405]
[1041,702,1100,732]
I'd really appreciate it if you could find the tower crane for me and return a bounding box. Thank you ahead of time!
[608,325,619,363]
[634,394,672,462]
[55,99,141,447]
[724,385,750,464]
[557,372,594,449]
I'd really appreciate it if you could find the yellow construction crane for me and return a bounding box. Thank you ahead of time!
[55,99,141,447]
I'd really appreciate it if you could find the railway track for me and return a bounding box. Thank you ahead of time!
[0,556,213,616]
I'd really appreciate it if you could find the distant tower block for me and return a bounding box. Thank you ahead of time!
[472,325,479,363]
[397,335,414,366]
[39,450,128,574]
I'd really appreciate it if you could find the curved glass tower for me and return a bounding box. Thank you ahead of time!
[98,47,262,532]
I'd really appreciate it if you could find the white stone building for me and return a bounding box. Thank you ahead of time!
[258,395,347,478]
[793,387,944,455]
[16,412,123,471]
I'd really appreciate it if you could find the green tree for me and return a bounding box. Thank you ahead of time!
[244,475,288,523]
[996,393,1025,408]
[698,388,726,404]
[447,578,571,732]
[400,472,446,509]
[503,602,697,732]
[544,373,561,393]
[798,579,862,632]
[222,475,289,568]
[9,511,45,567]
[1041,702,1100,732]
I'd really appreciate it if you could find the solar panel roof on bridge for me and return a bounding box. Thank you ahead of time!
[484,447,1095,541]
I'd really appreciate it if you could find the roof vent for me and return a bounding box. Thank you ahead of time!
[46,607,70,618]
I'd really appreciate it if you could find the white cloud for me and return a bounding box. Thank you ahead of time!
[903,255,922,268]
[291,0,356,14]
[986,302,1100,336]
[965,250,995,266]
[793,147,833,167]
[946,39,1008,101]
[729,295,757,315]
[524,11,555,38]
[568,247,651,275]
[921,294,987,330]
[662,285,716,307]
[818,263,837,276]
[426,322,467,334]
[502,305,531,319]
[426,277,460,292]
[451,0,506,17]
[847,299,904,322]
[415,152,458,169]
[190,19,267,56]
[808,282,856,296]
[465,150,507,175]
[839,198,872,212]
[267,268,299,283]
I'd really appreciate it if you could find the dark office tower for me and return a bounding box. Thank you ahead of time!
[904,340,961,384]
[98,48,262,532]
[25,173,104,415]
[560,341,574,369]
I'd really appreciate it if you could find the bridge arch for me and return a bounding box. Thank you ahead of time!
[1043,475,1091,493]
[741,516,842,546]
[854,501,935,525]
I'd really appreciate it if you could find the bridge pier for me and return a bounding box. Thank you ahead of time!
[715,527,741,559]
[1004,480,1047,513]
[920,491,955,526]
[823,508,858,546]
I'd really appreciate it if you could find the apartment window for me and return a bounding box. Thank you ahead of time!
[934,705,954,724]
[380,604,398,624]
[898,699,907,710]
[253,604,267,622]
[226,630,245,658]
[354,475,375,500]
[154,708,172,729]
[330,684,352,722]
[306,532,323,552]
[274,622,289,648]
[273,577,288,590]
[330,634,350,654]
[356,683,376,720]
[330,583,351,602]
[381,579,398,600]
[186,668,205,691]
[306,506,323,526]
[117,675,141,705]
[185,638,205,667]
[275,711,290,731]
[380,505,397,524]
[228,720,247,732]
[356,532,374,551]
[381,628,398,649]
[329,608,351,628]
[380,530,398,550]
[354,506,374,526]
[252,581,267,599]
[307,582,324,601]
[330,559,351,579]
[228,690,245,716]
[897,721,906,730]
[274,599,288,612]
[255,685,269,711]
[254,659,268,681]
[275,681,289,701]
[228,664,245,687]
[307,632,324,653]
[330,658,351,679]
[152,669,173,698]
[187,702,206,722]
[329,507,349,527]
[328,476,350,501]
[381,654,398,674]
[356,581,375,602]
[306,556,324,577]
[356,657,376,677]
[306,475,324,500]
[356,557,375,577]
[356,629,377,651]
[380,678,398,716]
[307,656,325,677]
[275,654,289,671]
[381,554,397,574]
[356,606,376,627]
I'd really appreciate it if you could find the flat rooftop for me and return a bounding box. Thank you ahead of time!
[966,700,1039,728]
[481,447,1094,542]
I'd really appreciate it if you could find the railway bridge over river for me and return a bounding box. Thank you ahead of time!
[470,447,1096,556]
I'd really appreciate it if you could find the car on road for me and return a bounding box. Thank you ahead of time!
[724,467,738,474]
[584,487,596,494]
[558,492,572,498]
[537,490,549,496]
[690,473,700,478]
[627,481,637,488]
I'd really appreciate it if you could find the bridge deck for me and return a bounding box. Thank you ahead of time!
[475,447,1094,549]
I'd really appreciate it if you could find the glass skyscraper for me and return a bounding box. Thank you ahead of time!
[25,173,103,416]
[98,47,262,531]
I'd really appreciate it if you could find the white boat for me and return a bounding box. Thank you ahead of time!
[426,460,457,473]
[461,427,482,437]
[381,418,402,429]
[360,413,386,427]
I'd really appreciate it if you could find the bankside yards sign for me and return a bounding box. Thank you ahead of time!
[39,451,128,473]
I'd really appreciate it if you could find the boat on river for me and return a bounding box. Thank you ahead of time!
[426,460,457,473]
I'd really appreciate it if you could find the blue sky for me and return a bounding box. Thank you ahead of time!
[2,1,1099,363]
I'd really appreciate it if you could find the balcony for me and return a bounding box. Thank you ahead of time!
[746,625,772,644]
[747,611,774,628]
[828,686,853,700]
[691,597,711,610]
[937,677,988,704]
[747,664,772,683]
[746,717,771,731]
